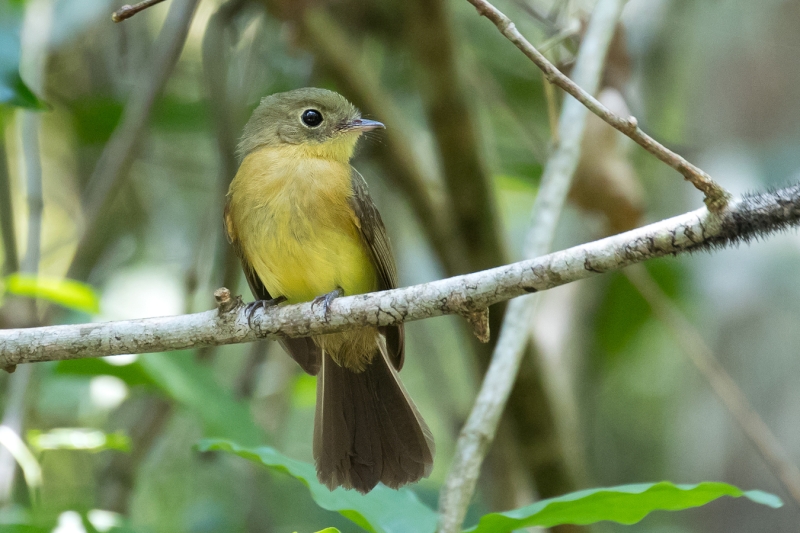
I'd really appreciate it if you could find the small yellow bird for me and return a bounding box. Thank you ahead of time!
[224,88,434,493]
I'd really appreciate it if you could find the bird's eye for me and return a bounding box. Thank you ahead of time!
[301,109,323,127]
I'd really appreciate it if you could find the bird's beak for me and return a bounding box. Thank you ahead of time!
[346,118,385,132]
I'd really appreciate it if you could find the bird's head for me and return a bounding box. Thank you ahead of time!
[237,87,384,163]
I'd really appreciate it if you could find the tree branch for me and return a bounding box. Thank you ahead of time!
[464,0,731,211]
[438,0,624,529]
[112,0,168,22]
[3,184,800,366]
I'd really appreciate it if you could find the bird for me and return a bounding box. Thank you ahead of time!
[224,87,435,493]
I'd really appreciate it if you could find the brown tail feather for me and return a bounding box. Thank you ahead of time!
[313,342,434,493]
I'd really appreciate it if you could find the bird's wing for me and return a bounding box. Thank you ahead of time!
[349,169,405,370]
[224,201,321,375]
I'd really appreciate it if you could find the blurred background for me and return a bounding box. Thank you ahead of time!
[2,0,800,531]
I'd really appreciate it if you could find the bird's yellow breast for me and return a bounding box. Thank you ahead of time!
[227,144,377,304]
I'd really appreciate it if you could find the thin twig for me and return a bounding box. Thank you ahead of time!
[69,0,200,280]
[464,0,732,211]
[437,0,624,530]
[625,265,800,509]
[4,183,800,366]
[112,0,168,22]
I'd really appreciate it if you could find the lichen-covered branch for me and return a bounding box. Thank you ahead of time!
[3,184,800,367]
[464,0,731,211]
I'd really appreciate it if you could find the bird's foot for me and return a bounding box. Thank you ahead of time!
[245,296,286,328]
[312,287,344,320]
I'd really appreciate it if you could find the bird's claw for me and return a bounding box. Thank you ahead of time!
[312,287,344,320]
[245,296,286,329]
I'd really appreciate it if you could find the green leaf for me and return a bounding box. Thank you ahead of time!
[0,3,46,109]
[196,439,438,533]
[3,273,99,314]
[139,352,265,447]
[464,481,782,532]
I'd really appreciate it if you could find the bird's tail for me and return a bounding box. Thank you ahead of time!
[313,339,435,493]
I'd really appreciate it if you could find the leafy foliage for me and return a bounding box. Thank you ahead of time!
[197,440,781,533]
[464,482,782,532]
[196,439,439,533]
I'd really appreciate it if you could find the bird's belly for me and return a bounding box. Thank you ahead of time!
[245,206,377,304]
